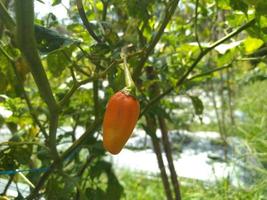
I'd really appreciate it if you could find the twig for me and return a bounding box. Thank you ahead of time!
[194,0,202,52]
[75,154,95,200]
[236,56,266,61]
[101,0,109,21]
[77,154,95,177]
[141,87,173,117]
[0,1,15,32]
[140,18,256,116]
[77,44,91,58]
[93,71,100,121]
[62,50,92,77]
[2,175,14,195]
[70,66,77,82]
[133,0,180,80]
[0,41,14,61]
[58,58,121,108]
[188,64,232,81]
[76,0,102,43]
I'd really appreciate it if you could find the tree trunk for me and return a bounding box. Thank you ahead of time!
[158,116,182,200]
[146,66,181,200]
[145,115,174,200]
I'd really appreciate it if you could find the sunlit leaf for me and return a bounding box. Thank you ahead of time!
[243,37,264,53]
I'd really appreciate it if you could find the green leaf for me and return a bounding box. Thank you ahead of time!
[0,151,18,170]
[106,171,124,200]
[255,1,267,16]
[189,96,204,116]
[108,66,124,92]
[52,0,61,6]
[11,145,33,165]
[35,24,79,55]
[230,0,248,14]
[216,49,235,66]
[241,0,264,6]
[89,160,111,180]
[46,175,77,199]
[217,0,231,10]
[126,0,150,20]
[86,188,106,200]
[46,50,71,77]
[90,43,111,62]
[243,37,264,53]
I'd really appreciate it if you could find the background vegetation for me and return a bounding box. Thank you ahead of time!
[0,0,266,199]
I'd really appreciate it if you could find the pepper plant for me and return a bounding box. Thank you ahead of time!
[0,0,266,199]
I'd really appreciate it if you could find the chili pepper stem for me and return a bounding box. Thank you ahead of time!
[121,48,136,96]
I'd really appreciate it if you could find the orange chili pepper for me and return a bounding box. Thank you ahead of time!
[103,91,140,154]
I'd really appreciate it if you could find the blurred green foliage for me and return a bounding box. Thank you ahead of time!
[0,0,267,199]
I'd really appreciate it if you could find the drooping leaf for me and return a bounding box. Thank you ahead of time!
[106,170,124,200]
[189,95,204,116]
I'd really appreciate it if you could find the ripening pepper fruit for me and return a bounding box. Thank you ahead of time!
[103,91,140,154]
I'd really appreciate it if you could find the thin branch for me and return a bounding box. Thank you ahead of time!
[62,50,92,77]
[0,42,14,61]
[58,57,124,108]
[0,1,15,32]
[70,66,77,82]
[209,19,255,50]
[133,0,180,80]
[2,175,14,195]
[59,83,79,107]
[60,48,144,109]
[76,0,102,43]
[77,154,95,177]
[77,44,91,58]
[188,64,232,81]
[176,18,255,88]
[75,154,95,200]
[93,72,99,121]
[141,87,172,117]
[141,18,255,116]
[101,0,109,21]
[236,56,266,61]
[194,0,203,52]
